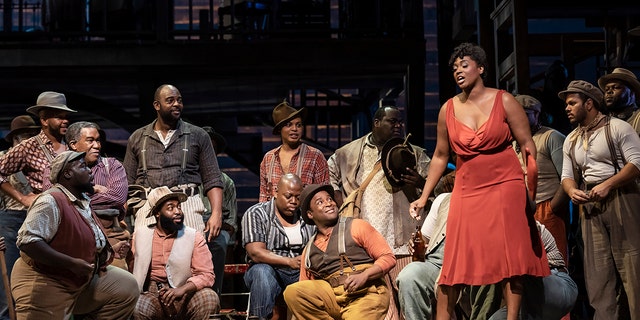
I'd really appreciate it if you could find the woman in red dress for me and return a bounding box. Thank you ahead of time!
[410,43,550,320]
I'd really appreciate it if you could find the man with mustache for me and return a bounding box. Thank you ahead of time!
[131,186,219,319]
[124,84,224,242]
[559,80,640,319]
[328,105,430,319]
[11,151,139,319]
[64,121,131,270]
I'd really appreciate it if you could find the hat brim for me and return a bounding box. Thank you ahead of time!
[598,73,640,98]
[148,192,188,217]
[4,126,40,142]
[272,108,307,135]
[381,137,416,188]
[26,105,77,116]
[558,89,602,109]
[300,184,335,226]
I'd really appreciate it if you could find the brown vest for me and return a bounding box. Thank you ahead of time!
[307,217,374,279]
[22,190,102,287]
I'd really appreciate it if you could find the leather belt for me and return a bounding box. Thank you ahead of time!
[170,184,200,197]
[324,270,363,288]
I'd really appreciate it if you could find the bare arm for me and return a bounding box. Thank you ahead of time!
[503,93,537,160]
[245,242,300,270]
[204,186,223,241]
[0,182,36,207]
[410,104,450,219]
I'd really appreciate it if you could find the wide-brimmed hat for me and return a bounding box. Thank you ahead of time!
[558,80,603,109]
[272,100,307,135]
[381,136,416,188]
[147,186,188,217]
[514,94,541,113]
[26,91,77,116]
[4,115,40,142]
[299,184,335,226]
[202,126,227,153]
[49,151,86,184]
[597,67,640,97]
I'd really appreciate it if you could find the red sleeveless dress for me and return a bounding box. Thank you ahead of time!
[439,90,550,286]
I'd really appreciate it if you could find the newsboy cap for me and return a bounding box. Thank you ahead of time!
[49,151,86,184]
[558,80,603,109]
[514,94,542,113]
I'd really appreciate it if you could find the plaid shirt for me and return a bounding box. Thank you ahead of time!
[123,119,223,191]
[0,131,64,193]
[259,143,329,202]
[241,199,315,264]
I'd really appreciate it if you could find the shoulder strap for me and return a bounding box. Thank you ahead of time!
[604,116,624,173]
[360,161,382,191]
[295,143,307,178]
[35,135,55,162]
[569,136,582,187]
[179,129,190,185]
[141,134,149,183]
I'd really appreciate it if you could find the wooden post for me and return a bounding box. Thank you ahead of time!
[0,251,16,320]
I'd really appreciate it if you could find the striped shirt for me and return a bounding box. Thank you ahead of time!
[538,221,565,269]
[259,143,329,202]
[241,199,315,263]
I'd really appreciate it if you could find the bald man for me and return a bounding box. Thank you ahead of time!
[241,173,316,319]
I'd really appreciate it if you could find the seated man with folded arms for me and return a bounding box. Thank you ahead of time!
[131,186,219,320]
[284,184,396,319]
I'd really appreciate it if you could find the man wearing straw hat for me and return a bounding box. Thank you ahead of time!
[598,67,640,134]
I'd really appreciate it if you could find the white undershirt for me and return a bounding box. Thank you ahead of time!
[155,130,176,148]
[283,223,303,246]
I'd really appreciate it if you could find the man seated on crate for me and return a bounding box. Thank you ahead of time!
[241,173,316,319]
[131,186,220,319]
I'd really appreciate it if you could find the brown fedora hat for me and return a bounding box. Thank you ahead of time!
[381,136,416,188]
[4,115,40,142]
[272,100,307,135]
[299,184,335,226]
[598,67,640,97]
[26,91,77,116]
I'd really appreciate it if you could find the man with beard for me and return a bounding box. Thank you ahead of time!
[63,121,131,271]
[11,151,139,319]
[123,84,224,241]
[559,80,640,319]
[131,186,219,319]
[284,184,396,319]
[598,67,640,134]
[327,105,430,319]
[241,173,315,319]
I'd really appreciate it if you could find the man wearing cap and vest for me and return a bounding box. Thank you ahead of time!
[0,115,40,320]
[241,173,315,319]
[259,100,329,202]
[559,80,640,319]
[63,121,131,271]
[514,94,569,266]
[11,151,138,320]
[327,105,430,319]
[123,84,224,243]
[598,67,640,134]
[283,183,396,320]
[131,186,219,319]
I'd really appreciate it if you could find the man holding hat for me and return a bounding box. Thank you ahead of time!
[241,173,315,319]
[259,100,329,202]
[0,115,40,319]
[327,105,430,319]
[131,186,219,319]
[514,94,569,265]
[283,183,396,320]
[0,91,76,209]
[598,67,640,134]
[559,80,640,319]
[11,151,138,319]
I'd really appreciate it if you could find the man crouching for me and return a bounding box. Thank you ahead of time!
[284,184,396,319]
